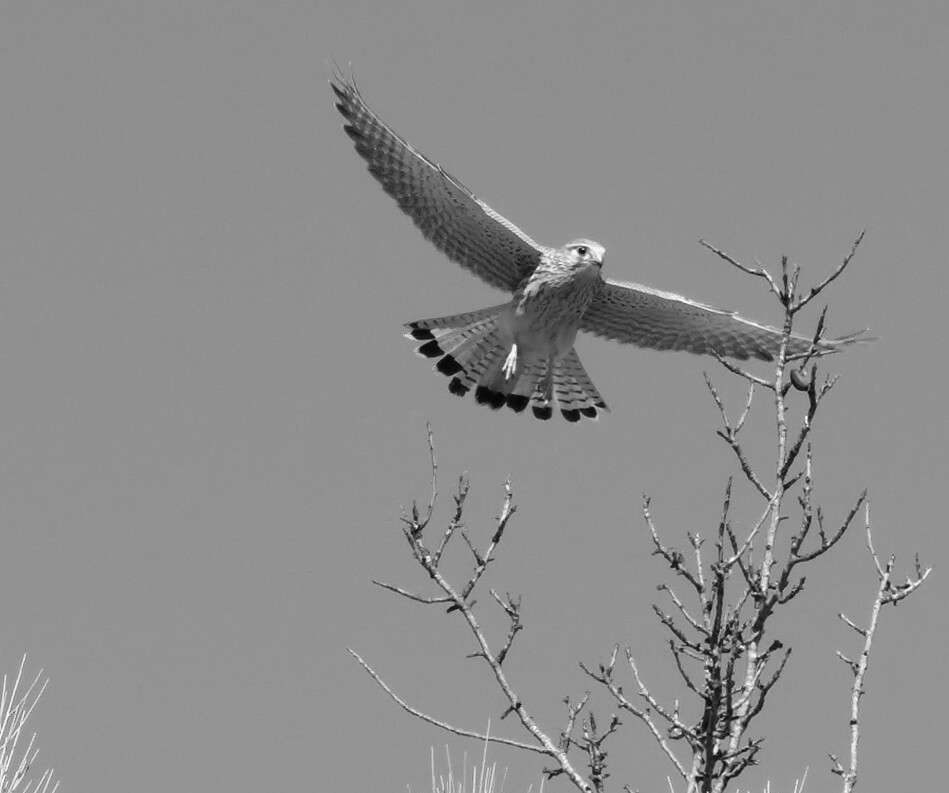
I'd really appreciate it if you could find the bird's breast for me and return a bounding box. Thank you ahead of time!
[509,271,599,359]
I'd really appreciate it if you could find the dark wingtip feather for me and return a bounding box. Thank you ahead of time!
[448,377,468,396]
[717,345,754,362]
[580,406,599,419]
[328,62,357,96]
[342,124,363,143]
[561,409,581,423]
[834,328,876,345]
[436,355,463,376]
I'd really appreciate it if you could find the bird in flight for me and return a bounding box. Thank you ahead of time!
[332,71,861,421]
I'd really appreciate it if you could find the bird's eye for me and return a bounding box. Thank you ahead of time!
[576,246,588,257]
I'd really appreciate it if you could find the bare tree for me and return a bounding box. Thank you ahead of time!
[351,235,930,792]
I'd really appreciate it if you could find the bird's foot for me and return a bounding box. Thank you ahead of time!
[502,344,518,380]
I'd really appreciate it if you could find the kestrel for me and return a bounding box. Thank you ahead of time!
[332,72,861,421]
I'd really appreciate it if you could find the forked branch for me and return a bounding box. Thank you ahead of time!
[355,429,599,792]
[830,505,931,793]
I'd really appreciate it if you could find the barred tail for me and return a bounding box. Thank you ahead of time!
[406,311,608,422]
[405,305,509,403]
[545,349,609,422]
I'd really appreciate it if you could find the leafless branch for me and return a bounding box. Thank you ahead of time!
[490,589,523,666]
[699,239,782,298]
[559,692,590,752]
[797,231,865,311]
[348,648,543,753]
[433,475,469,566]
[712,354,774,389]
[830,503,930,792]
[371,579,452,604]
[705,374,772,500]
[361,430,597,791]
[580,647,690,781]
[644,495,703,593]
[461,480,515,599]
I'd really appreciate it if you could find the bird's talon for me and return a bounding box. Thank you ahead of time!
[502,344,518,380]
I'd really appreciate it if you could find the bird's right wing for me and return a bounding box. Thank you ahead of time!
[332,71,544,293]
[582,279,864,360]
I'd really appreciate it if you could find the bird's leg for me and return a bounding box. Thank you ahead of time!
[502,343,518,380]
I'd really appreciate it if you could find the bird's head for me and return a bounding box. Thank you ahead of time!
[564,239,605,273]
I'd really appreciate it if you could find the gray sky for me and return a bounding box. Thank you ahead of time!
[1,2,945,791]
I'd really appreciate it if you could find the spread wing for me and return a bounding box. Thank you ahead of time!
[331,71,544,293]
[581,279,855,360]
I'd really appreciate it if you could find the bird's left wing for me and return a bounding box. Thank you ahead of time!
[332,71,544,293]
[581,279,857,360]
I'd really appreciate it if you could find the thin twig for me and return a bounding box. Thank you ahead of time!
[372,579,453,604]
[348,648,544,753]
[699,239,781,298]
[797,231,865,312]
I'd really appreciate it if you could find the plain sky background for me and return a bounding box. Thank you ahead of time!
[1,2,946,791]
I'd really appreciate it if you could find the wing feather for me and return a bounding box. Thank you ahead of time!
[332,71,543,293]
[582,279,853,360]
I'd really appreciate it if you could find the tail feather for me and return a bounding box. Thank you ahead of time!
[411,320,495,359]
[542,350,609,422]
[500,360,546,413]
[456,341,504,395]
[407,306,504,364]
[407,305,504,338]
[406,307,506,399]
[406,310,607,422]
